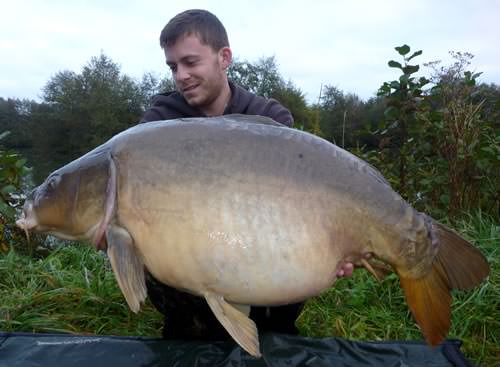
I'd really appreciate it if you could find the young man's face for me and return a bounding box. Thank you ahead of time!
[165,34,231,110]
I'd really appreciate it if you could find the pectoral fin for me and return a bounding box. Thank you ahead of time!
[106,225,146,313]
[204,292,260,358]
[232,303,251,316]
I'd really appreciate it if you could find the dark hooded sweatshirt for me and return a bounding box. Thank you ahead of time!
[140,82,302,341]
[140,81,293,126]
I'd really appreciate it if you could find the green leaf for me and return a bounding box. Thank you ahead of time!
[0,201,15,219]
[377,83,391,96]
[388,60,403,69]
[390,81,400,89]
[439,194,450,205]
[403,65,419,75]
[1,185,16,195]
[418,77,430,86]
[412,88,422,97]
[21,166,32,175]
[399,75,409,84]
[15,158,27,168]
[465,78,476,87]
[395,45,410,56]
[407,50,423,61]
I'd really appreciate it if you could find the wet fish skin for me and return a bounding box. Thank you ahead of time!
[16,114,490,357]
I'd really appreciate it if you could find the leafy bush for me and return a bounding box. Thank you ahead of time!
[0,131,31,253]
[355,46,499,220]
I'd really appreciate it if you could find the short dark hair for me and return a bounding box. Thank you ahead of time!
[159,9,229,51]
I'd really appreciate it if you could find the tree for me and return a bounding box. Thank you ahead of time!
[42,53,145,157]
[273,80,312,128]
[318,86,365,147]
[418,52,499,216]
[0,98,33,149]
[228,56,312,127]
[139,72,175,110]
[360,46,498,219]
[375,45,430,195]
[228,56,284,98]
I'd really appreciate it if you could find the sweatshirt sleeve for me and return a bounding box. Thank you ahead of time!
[139,92,203,123]
[140,106,165,123]
[237,87,294,127]
[261,98,294,127]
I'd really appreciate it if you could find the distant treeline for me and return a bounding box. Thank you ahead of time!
[0,48,498,219]
[0,53,388,182]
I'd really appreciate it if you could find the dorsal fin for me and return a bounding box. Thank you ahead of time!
[222,114,286,127]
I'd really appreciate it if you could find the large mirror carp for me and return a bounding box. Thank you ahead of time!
[17,114,489,357]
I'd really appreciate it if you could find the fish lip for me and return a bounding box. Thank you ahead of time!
[15,216,34,243]
[16,201,38,231]
[16,216,37,231]
[15,217,27,229]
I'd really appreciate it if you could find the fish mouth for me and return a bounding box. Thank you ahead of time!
[16,215,81,243]
[16,201,38,242]
[16,216,33,243]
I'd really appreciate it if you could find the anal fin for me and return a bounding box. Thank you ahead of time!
[204,292,260,358]
[362,258,393,282]
[106,225,146,313]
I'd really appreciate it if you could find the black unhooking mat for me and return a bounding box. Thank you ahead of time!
[0,332,474,367]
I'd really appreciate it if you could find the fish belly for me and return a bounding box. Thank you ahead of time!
[118,181,348,306]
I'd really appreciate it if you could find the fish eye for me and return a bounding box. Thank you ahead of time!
[46,175,61,192]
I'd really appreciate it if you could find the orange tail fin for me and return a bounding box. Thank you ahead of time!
[399,222,489,346]
[433,222,490,290]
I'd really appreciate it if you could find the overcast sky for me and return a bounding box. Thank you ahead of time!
[1,0,499,104]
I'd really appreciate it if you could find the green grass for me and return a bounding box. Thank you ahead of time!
[0,244,163,336]
[0,211,498,365]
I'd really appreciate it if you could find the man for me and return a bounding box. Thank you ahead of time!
[141,9,292,124]
[141,9,354,341]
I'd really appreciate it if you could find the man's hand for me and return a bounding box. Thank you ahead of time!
[336,253,376,278]
[336,262,354,277]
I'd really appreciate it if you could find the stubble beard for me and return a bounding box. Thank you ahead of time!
[184,74,225,111]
